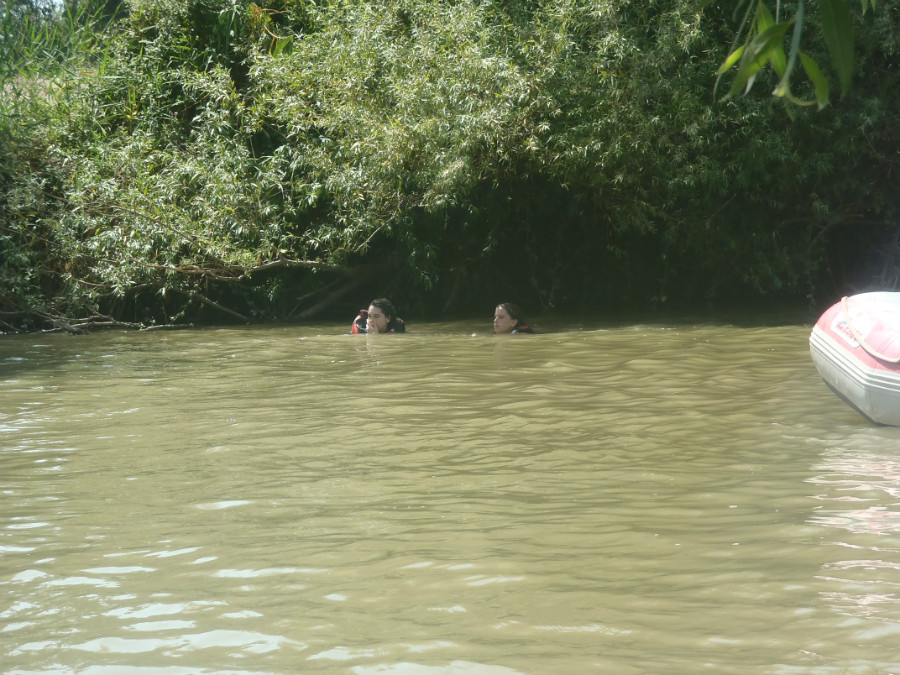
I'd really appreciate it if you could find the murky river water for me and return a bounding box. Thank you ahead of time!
[3,317,900,674]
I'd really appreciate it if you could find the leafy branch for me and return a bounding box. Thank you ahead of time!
[715,0,870,109]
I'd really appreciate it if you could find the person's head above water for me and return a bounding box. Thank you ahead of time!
[493,303,533,334]
[365,298,405,334]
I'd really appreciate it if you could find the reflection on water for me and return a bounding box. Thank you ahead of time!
[809,450,900,534]
[2,320,900,673]
[808,444,900,639]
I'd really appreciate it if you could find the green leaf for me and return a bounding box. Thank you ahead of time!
[754,3,787,78]
[773,0,804,98]
[272,36,292,57]
[724,18,792,99]
[819,0,854,96]
[754,1,776,31]
[799,50,831,109]
[716,45,745,75]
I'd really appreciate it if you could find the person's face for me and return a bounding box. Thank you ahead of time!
[493,306,517,334]
[366,304,390,333]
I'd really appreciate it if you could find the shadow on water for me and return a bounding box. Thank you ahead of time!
[0,299,820,378]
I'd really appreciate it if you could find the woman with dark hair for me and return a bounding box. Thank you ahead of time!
[493,303,533,334]
[351,298,406,334]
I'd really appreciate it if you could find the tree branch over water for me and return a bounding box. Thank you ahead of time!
[715,0,873,109]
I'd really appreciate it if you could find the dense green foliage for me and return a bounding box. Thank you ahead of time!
[1,0,898,331]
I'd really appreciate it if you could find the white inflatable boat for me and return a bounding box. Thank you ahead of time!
[809,292,900,425]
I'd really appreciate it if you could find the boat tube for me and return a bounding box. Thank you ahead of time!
[809,292,900,425]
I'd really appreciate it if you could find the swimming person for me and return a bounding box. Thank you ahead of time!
[351,298,406,334]
[493,303,533,334]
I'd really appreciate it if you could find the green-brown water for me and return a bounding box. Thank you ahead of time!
[3,319,900,674]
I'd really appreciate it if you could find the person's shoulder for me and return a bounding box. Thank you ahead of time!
[514,324,534,334]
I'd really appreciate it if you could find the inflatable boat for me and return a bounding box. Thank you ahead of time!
[809,292,900,425]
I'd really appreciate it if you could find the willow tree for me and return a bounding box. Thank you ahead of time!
[2,0,898,331]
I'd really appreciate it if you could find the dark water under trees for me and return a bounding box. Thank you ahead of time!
[3,317,900,673]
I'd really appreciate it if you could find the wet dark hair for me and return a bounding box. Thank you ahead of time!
[369,298,405,332]
[497,302,526,327]
[496,302,533,333]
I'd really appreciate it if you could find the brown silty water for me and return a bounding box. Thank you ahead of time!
[2,318,900,674]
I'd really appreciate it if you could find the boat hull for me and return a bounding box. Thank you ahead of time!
[809,292,900,425]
